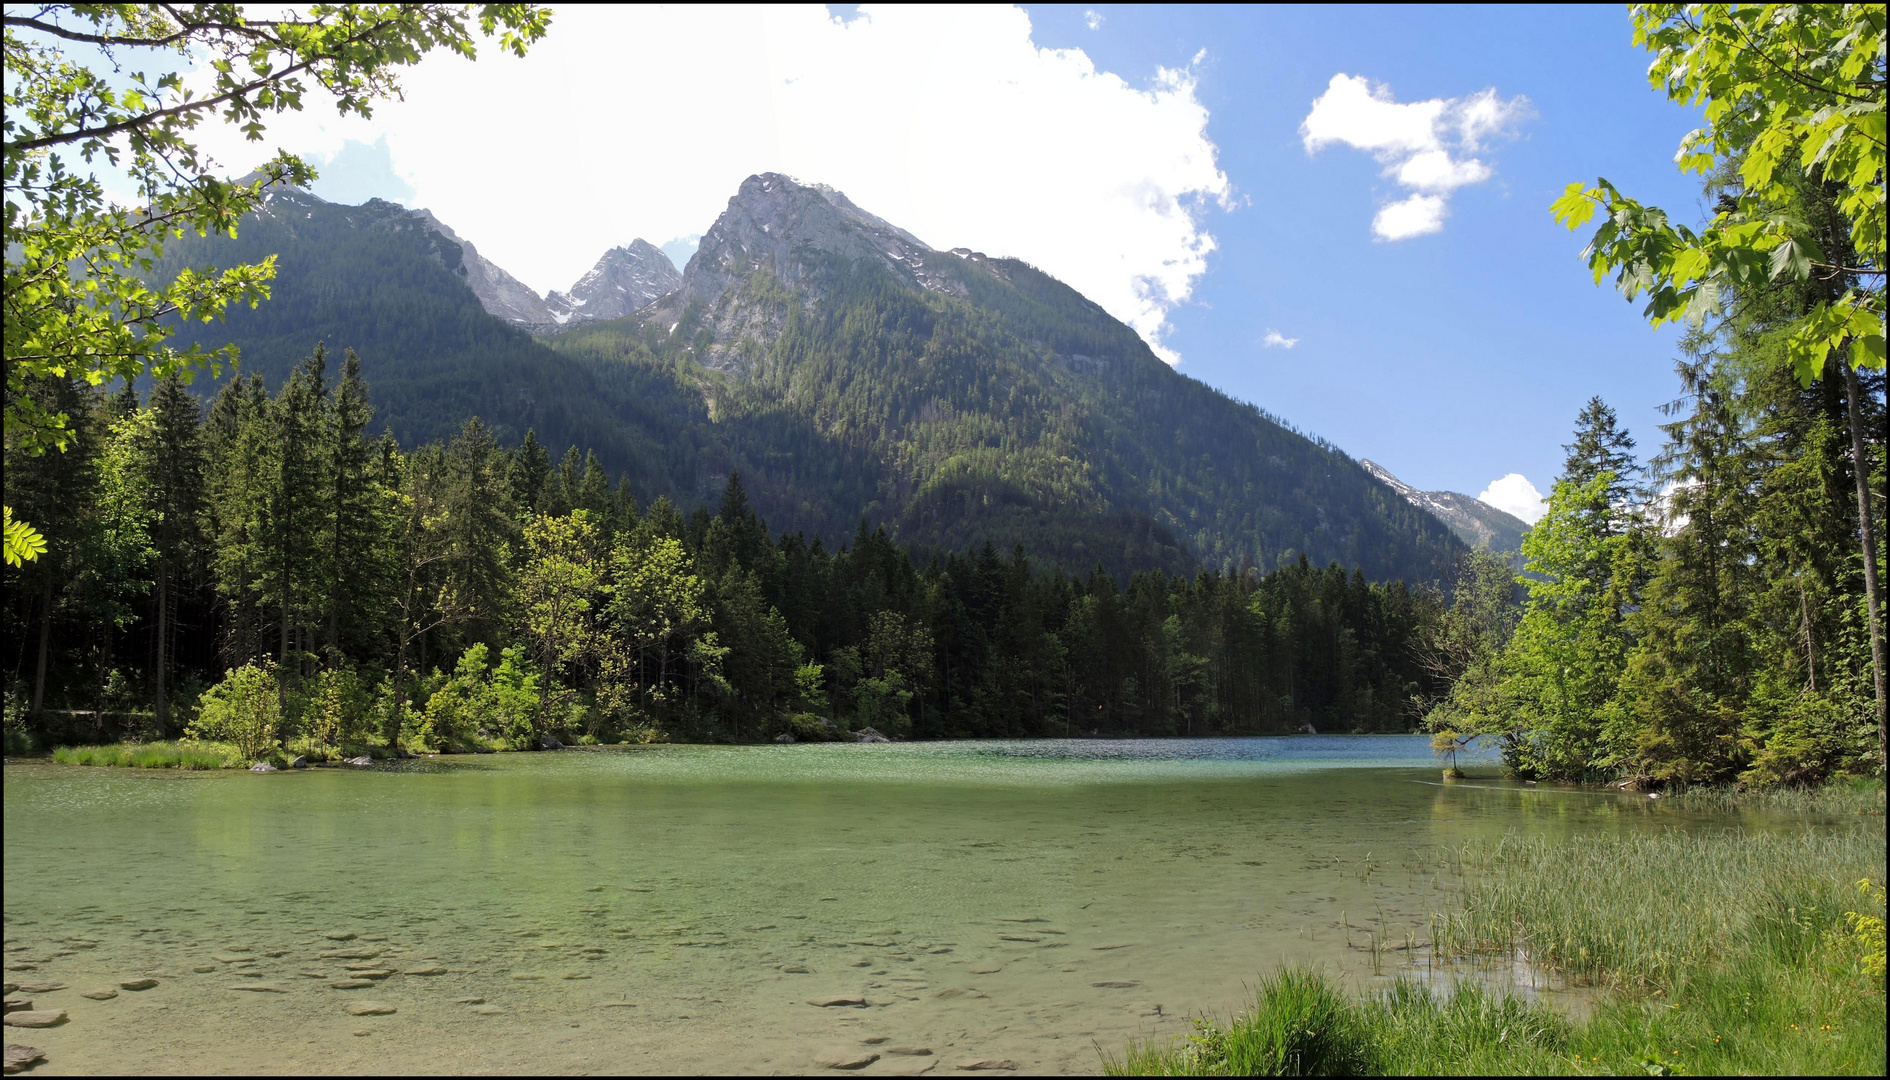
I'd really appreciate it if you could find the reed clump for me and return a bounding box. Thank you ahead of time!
[52,740,247,769]
[1110,815,1886,1075]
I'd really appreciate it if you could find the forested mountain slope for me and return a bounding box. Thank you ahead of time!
[153,187,714,497]
[551,174,1463,581]
[158,177,1462,582]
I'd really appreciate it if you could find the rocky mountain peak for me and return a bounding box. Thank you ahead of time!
[678,173,939,310]
[544,239,682,325]
[1361,460,1529,554]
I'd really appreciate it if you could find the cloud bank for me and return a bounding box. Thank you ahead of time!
[1478,473,1547,525]
[1300,74,1527,241]
[185,5,1230,364]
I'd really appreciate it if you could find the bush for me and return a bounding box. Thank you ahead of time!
[187,663,282,762]
[418,645,540,751]
[52,740,244,769]
[295,665,373,757]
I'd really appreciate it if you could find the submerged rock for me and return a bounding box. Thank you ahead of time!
[328,980,375,990]
[469,1004,502,1015]
[7,986,58,997]
[815,1050,879,1070]
[227,984,290,994]
[1,1012,64,1030]
[323,931,357,941]
[118,978,157,991]
[0,1004,26,1015]
[343,1001,396,1016]
[954,1061,1018,1071]
[249,761,278,773]
[806,995,867,1007]
[403,966,446,976]
[342,756,373,767]
[3,1044,46,1075]
[78,990,116,1001]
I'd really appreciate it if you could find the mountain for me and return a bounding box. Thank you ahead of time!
[1359,460,1529,554]
[543,240,683,325]
[151,187,714,493]
[406,209,678,328]
[154,175,1463,582]
[547,173,1464,581]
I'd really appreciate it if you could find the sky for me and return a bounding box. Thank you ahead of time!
[152,4,1713,524]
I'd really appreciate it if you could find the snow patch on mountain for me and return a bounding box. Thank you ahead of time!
[1361,459,1530,553]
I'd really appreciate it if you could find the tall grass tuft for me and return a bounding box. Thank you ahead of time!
[1110,812,1886,1075]
[1106,967,1373,1076]
[52,740,245,769]
[1661,777,1885,818]
[1431,827,1882,991]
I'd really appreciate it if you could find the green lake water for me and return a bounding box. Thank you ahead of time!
[0,736,1765,1074]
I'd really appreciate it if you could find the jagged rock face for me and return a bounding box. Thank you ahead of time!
[1360,460,1529,554]
[676,173,951,311]
[406,208,560,326]
[646,173,978,374]
[544,239,682,324]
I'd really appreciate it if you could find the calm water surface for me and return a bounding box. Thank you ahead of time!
[0,737,1756,1074]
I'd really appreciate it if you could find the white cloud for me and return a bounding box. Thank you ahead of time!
[1300,73,1526,241]
[1085,9,1104,30]
[1372,194,1448,241]
[1478,473,1547,525]
[179,5,1228,365]
[1261,328,1298,349]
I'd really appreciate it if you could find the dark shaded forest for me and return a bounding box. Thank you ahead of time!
[4,352,1451,753]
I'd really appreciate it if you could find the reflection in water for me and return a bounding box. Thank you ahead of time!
[0,738,1777,1074]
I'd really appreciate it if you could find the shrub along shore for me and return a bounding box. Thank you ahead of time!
[1108,782,1887,1076]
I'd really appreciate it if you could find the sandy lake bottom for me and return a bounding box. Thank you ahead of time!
[2,736,1770,1074]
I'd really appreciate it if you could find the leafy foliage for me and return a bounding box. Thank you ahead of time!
[1551,4,1885,383]
[186,660,279,760]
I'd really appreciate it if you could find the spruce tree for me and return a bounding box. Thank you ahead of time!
[322,349,377,659]
[1562,396,1641,528]
[136,373,206,731]
[510,429,552,516]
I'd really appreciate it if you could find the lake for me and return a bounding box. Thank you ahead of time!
[0,736,1762,1073]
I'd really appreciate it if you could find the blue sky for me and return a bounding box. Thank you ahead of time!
[1020,4,1703,513]
[256,4,1707,519]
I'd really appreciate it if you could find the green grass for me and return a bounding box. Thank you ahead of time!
[1659,776,1885,819]
[1432,826,1878,991]
[52,740,247,769]
[1110,818,1886,1075]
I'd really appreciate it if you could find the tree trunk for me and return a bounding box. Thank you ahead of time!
[391,628,411,748]
[32,575,52,715]
[1799,580,1817,693]
[1841,363,1887,754]
[154,559,169,734]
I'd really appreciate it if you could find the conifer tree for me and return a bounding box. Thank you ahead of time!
[322,349,378,658]
[135,373,206,730]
